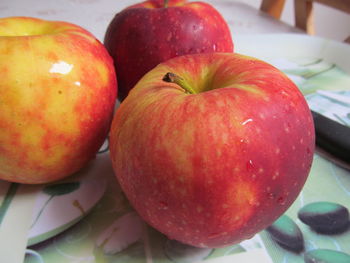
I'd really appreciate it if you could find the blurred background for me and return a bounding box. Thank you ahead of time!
[1,0,350,42]
[244,0,350,42]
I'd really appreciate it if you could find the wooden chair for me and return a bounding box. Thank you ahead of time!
[260,0,286,20]
[260,0,350,43]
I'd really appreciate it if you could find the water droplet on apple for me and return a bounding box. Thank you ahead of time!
[159,201,169,210]
[240,138,250,145]
[267,192,275,199]
[248,199,260,207]
[246,160,254,172]
[241,118,253,126]
[306,147,312,155]
[209,232,221,239]
[233,215,241,222]
[277,196,286,205]
[282,103,292,114]
[166,32,172,41]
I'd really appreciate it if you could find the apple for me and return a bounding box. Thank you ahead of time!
[104,0,233,100]
[0,17,117,184]
[109,53,315,248]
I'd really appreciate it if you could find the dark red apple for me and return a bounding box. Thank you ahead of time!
[104,0,233,100]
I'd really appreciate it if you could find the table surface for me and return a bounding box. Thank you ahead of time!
[2,2,350,263]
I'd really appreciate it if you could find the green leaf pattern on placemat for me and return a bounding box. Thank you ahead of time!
[0,183,19,225]
[30,182,81,229]
[271,57,350,96]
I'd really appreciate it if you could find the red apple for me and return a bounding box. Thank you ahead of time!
[104,0,233,100]
[109,53,315,248]
[0,17,117,184]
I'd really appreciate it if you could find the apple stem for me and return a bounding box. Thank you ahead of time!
[162,72,196,94]
[164,0,169,8]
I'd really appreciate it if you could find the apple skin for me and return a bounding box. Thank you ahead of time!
[104,0,233,100]
[109,53,315,248]
[0,17,117,184]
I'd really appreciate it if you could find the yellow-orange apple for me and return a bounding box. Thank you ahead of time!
[109,53,315,248]
[0,17,117,184]
[104,0,233,100]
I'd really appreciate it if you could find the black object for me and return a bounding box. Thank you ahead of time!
[311,110,350,164]
[298,201,349,234]
[266,214,304,253]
